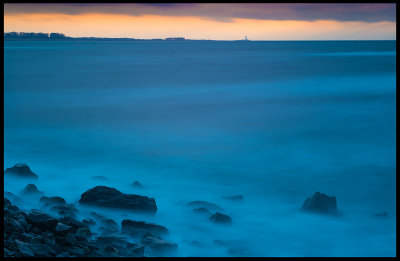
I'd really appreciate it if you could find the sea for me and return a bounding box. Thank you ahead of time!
[4,40,396,257]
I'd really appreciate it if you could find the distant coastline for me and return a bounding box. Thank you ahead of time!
[4,32,202,41]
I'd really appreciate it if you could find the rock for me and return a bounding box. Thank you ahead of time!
[15,239,34,256]
[30,243,57,257]
[103,246,119,257]
[222,195,243,201]
[50,204,79,218]
[76,227,91,238]
[90,211,106,221]
[300,192,342,216]
[374,211,388,217]
[210,212,232,224]
[141,236,177,256]
[82,218,96,226]
[187,201,224,212]
[193,207,212,215]
[20,184,44,196]
[4,163,38,179]
[26,210,58,231]
[58,216,89,232]
[142,232,162,240]
[40,196,67,206]
[99,226,119,236]
[129,244,145,257]
[79,186,157,214]
[92,175,109,181]
[131,181,144,188]
[68,246,87,256]
[55,223,73,236]
[101,218,119,230]
[228,247,252,257]
[121,219,169,237]
[5,191,22,205]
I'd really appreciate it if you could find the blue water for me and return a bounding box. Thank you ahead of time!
[4,40,396,257]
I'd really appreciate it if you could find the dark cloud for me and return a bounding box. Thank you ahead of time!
[4,3,396,22]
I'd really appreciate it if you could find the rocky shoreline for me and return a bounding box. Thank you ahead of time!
[4,163,389,257]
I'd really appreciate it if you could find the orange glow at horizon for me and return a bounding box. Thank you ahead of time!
[4,13,396,40]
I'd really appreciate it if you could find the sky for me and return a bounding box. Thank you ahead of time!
[3,3,397,40]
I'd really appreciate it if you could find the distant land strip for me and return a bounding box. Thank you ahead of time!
[4,32,195,41]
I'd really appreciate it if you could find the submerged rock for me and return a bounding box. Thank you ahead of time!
[20,184,44,196]
[222,195,244,201]
[79,186,157,214]
[131,181,144,188]
[374,211,388,217]
[300,192,342,216]
[193,207,212,215]
[4,163,38,179]
[92,175,109,181]
[121,219,169,237]
[210,212,232,224]
[187,201,224,212]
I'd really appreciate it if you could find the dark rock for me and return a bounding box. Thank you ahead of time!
[40,196,67,206]
[103,245,119,257]
[55,223,73,236]
[79,186,157,214]
[58,216,89,232]
[82,218,96,226]
[92,175,109,181]
[30,243,57,257]
[210,212,232,224]
[300,192,342,216]
[141,236,177,256]
[222,195,243,201]
[131,181,144,188]
[121,219,169,237]
[4,163,38,179]
[50,204,79,218]
[14,239,34,256]
[374,211,388,217]
[76,227,92,238]
[90,211,106,221]
[228,247,252,257]
[99,226,119,236]
[26,209,58,231]
[193,207,212,215]
[20,184,44,196]
[101,218,119,230]
[5,191,22,205]
[187,201,224,212]
[129,244,145,257]
[142,232,162,240]
[68,246,87,256]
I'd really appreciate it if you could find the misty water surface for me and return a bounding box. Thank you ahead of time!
[4,40,396,257]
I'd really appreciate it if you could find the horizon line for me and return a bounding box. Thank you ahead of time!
[3,32,396,41]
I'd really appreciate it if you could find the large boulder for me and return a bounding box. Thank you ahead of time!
[4,163,38,179]
[300,192,342,216]
[121,220,168,237]
[79,186,157,214]
[210,212,232,224]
